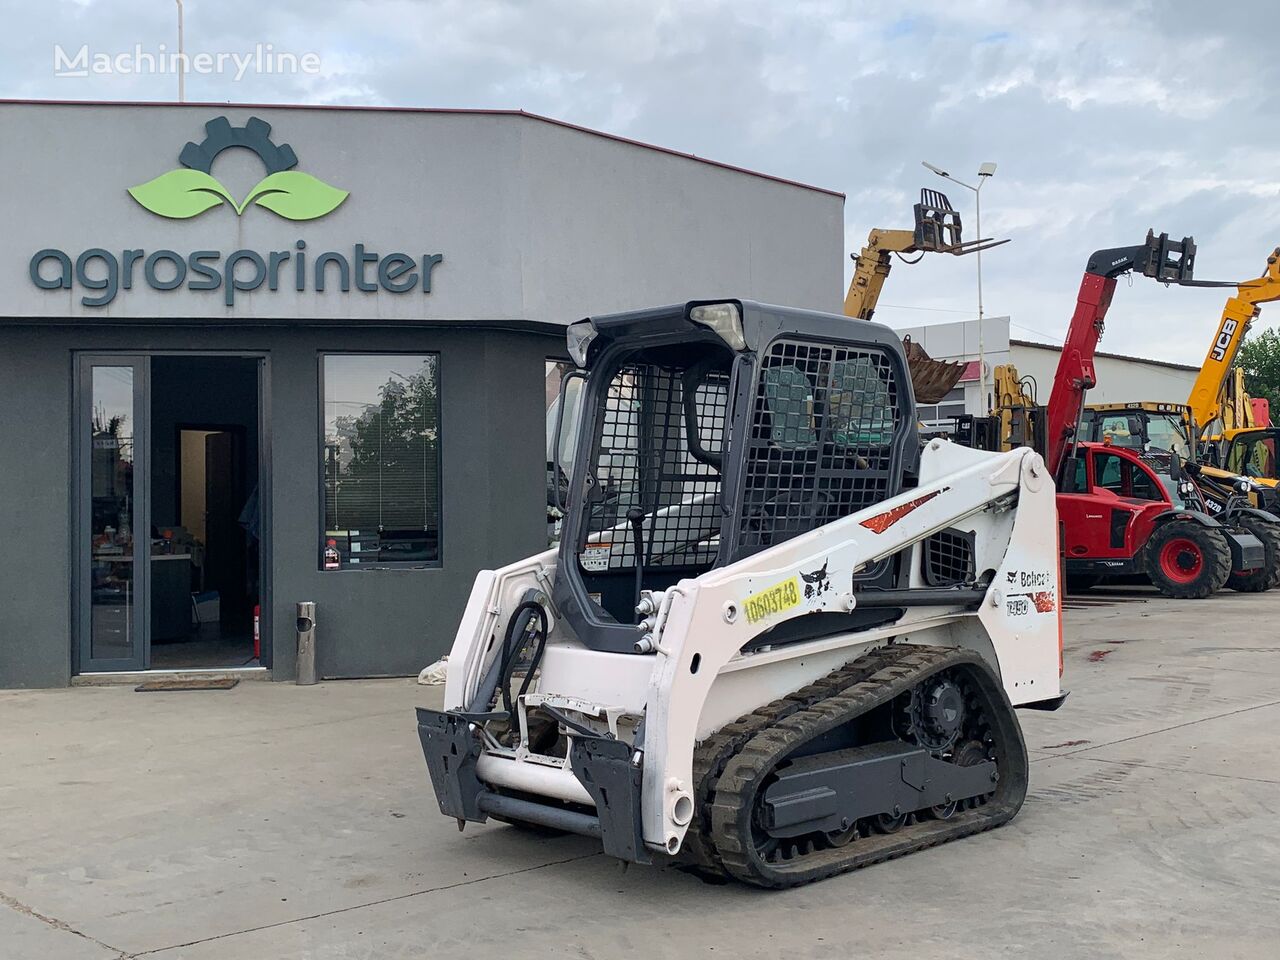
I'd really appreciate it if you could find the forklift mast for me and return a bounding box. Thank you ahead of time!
[1185,248,1280,436]
[1043,232,1202,479]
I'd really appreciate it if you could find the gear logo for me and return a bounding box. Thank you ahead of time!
[128,116,348,221]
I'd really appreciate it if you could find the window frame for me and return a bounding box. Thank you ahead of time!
[1091,449,1163,502]
[317,350,444,571]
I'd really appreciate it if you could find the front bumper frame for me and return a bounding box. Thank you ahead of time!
[416,707,651,863]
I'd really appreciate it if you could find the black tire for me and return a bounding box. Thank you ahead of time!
[1144,522,1231,599]
[1065,575,1102,593]
[1225,516,1280,592]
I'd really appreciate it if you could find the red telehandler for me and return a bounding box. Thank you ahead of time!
[1041,232,1272,597]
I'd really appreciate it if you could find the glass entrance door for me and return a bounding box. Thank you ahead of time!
[77,356,150,672]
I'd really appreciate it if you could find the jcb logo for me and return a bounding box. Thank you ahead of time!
[1210,318,1239,362]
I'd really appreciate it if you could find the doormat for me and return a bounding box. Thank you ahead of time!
[134,677,241,692]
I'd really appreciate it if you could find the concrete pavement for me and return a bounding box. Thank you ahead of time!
[2,586,1278,959]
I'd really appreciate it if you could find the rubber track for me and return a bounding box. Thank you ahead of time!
[705,645,1029,888]
[679,645,904,878]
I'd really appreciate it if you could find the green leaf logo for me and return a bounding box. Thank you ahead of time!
[128,168,348,220]
[127,169,235,219]
[240,171,349,220]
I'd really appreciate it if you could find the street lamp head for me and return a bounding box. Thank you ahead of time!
[922,160,949,178]
[978,161,997,178]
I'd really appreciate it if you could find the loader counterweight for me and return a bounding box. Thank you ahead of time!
[417,299,1062,887]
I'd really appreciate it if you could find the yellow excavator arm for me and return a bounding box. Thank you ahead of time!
[843,228,918,321]
[1186,248,1280,435]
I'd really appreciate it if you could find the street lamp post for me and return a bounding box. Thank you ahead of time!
[175,0,186,102]
[922,160,997,412]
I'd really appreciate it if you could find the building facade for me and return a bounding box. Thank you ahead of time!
[0,100,844,688]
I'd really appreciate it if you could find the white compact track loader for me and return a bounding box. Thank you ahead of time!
[417,300,1065,888]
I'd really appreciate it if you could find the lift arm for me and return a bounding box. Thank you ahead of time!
[843,188,1008,321]
[1185,248,1280,435]
[843,227,919,320]
[1043,231,1208,480]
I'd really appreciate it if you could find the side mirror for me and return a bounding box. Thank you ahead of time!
[550,369,587,511]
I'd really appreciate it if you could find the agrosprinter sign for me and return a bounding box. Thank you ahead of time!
[27,115,443,307]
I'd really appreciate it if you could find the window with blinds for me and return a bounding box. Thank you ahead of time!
[322,354,441,569]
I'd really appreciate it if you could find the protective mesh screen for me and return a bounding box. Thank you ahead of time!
[922,529,976,586]
[738,339,900,553]
[580,360,728,571]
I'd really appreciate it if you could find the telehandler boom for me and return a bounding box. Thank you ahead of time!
[1076,249,1280,513]
[1040,232,1269,596]
[1186,249,1280,437]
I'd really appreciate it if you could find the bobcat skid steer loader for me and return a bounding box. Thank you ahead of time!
[417,300,1064,888]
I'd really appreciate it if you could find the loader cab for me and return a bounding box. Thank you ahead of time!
[1223,428,1280,482]
[1080,404,1195,459]
[551,300,917,653]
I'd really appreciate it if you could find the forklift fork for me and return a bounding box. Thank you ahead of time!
[913,188,1009,256]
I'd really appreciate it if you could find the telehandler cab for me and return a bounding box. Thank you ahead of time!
[1079,413,1280,522]
[418,298,1063,888]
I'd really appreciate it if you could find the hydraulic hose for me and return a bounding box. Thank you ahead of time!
[498,600,548,717]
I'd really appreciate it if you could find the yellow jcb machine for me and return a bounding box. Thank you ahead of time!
[1187,248,1280,481]
[844,188,1007,403]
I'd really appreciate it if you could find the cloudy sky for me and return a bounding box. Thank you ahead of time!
[4,0,1278,364]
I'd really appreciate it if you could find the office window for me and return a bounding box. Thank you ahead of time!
[917,386,968,429]
[322,354,441,568]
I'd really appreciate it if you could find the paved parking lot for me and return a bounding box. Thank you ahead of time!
[3,587,1279,959]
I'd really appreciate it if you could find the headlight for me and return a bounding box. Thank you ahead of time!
[566,320,598,367]
[689,302,747,351]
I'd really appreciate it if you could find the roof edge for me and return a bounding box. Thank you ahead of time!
[0,98,845,200]
[1010,337,1199,372]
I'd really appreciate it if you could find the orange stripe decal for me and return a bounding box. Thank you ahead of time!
[859,489,945,534]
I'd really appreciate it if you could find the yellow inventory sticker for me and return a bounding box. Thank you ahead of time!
[743,576,802,624]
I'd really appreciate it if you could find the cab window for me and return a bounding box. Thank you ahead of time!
[1054,455,1088,493]
[1146,414,1191,458]
[1092,451,1162,501]
[1096,415,1142,449]
[1228,435,1276,479]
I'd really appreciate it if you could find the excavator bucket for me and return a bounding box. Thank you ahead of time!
[902,334,968,404]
